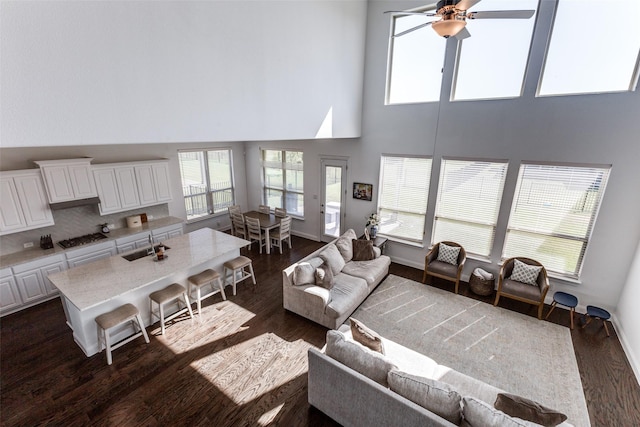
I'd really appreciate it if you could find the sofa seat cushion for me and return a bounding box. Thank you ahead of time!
[434,365,503,407]
[427,259,459,277]
[325,274,369,319]
[501,279,542,300]
[341,255,391,289]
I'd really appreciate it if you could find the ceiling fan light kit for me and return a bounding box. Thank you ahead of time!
[432,18,466,38]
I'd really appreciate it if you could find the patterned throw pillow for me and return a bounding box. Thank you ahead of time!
[509,259,542,286]
[436,243,461,265]
[315,264,335,290]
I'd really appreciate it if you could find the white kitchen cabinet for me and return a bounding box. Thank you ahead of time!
[0,170,55,236]
[94,165,142,215]
[13,254,67,305]
[0,268,23,314]
[115,231,151,254]
[65,240,117,268]
[135,164,157,206]
[152,162,172,202]
[151,223,183,243]
[115,166,142,210]
[35,158,98,203]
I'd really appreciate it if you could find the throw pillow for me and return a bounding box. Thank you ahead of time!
[349,318,384,354]
[462,396,541,427]
[315,264,335,290]
[495,393,567,427]
[352,239,376,261]
[319,243,346,276]
[436,243,461,265]
[388,370,462,425]
[325,330,397,387]
[335,229,358,262]
[293,262,316,286]
[509,259,543,286]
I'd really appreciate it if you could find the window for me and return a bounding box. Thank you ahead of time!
[452,0,538,101]
[386,14,446,104]
[503,163,610,278]
[432,159,508,256]
[538,0,640,96]
[377,155,432,242]
[178,149,234,220]
[262,150,304,217]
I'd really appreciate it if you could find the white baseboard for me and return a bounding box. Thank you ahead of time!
[291,230,319,241]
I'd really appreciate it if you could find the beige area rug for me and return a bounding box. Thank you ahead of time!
[350,275,590,427]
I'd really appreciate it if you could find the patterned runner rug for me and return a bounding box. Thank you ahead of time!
[350,274,590,426]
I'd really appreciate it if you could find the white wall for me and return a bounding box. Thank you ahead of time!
[617,240,640,383]
[0,0,367,147]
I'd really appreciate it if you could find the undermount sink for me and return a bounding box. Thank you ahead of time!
[121,245,170,262]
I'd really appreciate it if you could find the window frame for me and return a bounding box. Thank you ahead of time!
[261,149,304,218]
[178,148,235,222]
[376,154,433,244]
[502,161,611,279]
[432,157,508,257]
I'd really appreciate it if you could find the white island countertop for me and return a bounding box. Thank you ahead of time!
[48,228,249,311]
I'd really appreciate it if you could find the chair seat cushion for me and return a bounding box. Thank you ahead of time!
[188,269,219,286]
[427,260,458,277]
[95,303,139,329]
[501,278,542,301]
[224,255,252,270]
[149,283,186,304]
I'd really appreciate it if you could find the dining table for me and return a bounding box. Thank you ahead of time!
[243,210,281,254]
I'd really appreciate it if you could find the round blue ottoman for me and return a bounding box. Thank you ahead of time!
[545,291,578,329]
[582,305,611,337]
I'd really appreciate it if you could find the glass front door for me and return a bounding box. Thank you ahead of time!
[320,159,347,241]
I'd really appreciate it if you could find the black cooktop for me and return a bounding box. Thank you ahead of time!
[58,233,108,249]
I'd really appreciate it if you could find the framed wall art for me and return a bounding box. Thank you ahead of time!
[353,182,373,201]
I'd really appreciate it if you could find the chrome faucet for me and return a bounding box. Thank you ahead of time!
[148,234,156,256]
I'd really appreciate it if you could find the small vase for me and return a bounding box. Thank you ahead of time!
[370,225,378,238]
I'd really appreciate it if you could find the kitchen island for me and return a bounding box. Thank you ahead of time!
[48,228,250,357]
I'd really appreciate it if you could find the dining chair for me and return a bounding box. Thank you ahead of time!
[231,212,247,240]
[228,205,242,215]
[245,216,267,254]
[258,205,271,214]
[270,216,292,254]
[274,207,287,218]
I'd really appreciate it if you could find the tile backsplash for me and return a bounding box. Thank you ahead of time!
[0,204,170,256]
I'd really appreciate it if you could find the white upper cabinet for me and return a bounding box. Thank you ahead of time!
[34,158,98,203]
[0,170,54,236]
[93,160,172,216]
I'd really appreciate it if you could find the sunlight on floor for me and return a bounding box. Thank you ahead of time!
[258,402,285,425]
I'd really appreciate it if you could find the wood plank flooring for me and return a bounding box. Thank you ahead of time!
[2,236,639,426]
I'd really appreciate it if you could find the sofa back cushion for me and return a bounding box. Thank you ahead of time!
[319,243,346,276]
[335,229,358,262]
[388,370,462,425]
[325,330,397,387]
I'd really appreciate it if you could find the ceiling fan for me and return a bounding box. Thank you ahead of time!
[386,0,535,40]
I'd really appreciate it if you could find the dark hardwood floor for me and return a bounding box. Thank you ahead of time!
[1,235,639,426]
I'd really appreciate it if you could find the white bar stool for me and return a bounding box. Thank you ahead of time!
[223,255,256,295]
[95,303,149,365]
[149,283,194,335]
[187,269,226,315]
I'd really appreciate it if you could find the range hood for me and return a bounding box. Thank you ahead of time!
[49,197,101,211]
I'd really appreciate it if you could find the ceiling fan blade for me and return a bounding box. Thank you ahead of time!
[456,0,482,11]
[393,21,435,38]
[455,27,471,40]
[384,10,438,17]
[467,10,535,20]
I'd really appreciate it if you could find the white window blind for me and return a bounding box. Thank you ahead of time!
[432,159,507,256]
[378,155,432,242]
[178,149,234,220]
[262,150,304,217]
[503,163,610,278]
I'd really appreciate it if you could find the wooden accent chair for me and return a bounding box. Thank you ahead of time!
[258,205,270,214]
[494,257,549,320]
[245,216,267,254]
[422,241,466,294]
[270,216,292,254]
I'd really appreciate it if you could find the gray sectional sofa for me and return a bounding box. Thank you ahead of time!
[282,229,391,329]
[308,326,573,427]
